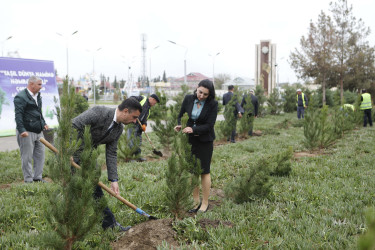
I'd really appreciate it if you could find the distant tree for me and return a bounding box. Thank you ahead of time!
[329,0,375,102]
[119,79,125,89]
[112,76,118,89]
[290,11,336,105]
[163,71,167,82]
[214,73,231,90]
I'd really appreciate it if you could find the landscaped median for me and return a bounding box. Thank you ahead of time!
[1,112,375,248]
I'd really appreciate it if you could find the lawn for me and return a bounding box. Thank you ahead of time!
[0,112,374,249]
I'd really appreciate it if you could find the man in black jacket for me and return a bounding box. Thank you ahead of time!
[223,85,243,143]
[14,76,48,183]
[128,94,159,161]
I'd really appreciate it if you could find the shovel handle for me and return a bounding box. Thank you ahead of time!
[39,137,138,211]
[136,119,156,148]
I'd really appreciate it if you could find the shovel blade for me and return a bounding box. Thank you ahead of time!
[153,149,163,157]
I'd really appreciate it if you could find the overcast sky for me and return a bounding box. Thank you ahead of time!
[1,0,374,85]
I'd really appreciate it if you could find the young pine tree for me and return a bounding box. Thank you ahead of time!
[238,93,254,137]
[267,88,282,115]
[44,78,105,250]
[164,115,201,220]
[303,108,320,151]
[318,105,336,148]
[151,84,188,152]
[118,123,140,162]
[225,157,272,204]
[219,93,237,140]
[269,146,293,176]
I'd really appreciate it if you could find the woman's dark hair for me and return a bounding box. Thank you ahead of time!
[118,97,142,113]
[194,79,216,101]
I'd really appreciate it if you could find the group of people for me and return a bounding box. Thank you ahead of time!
[14,76,217,232]
[13,75,374,233]
[222,85,259,143]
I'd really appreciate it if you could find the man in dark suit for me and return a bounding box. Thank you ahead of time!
[72,97,142,231]
[241,89,259,136]
[222,85,243,143]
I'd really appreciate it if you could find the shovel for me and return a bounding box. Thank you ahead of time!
[136,119,163,157]
[40,137,157,220]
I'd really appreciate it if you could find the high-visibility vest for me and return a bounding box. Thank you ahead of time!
[360,93,372,110]
[139,95,151,119]
[296,93,306,107]
[140,95,147,106]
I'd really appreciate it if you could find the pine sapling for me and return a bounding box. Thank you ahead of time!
[164,115,201,220]
[225,157,272,204]
[238,93,255,137]
[44,78,105,250]
[118,124,140,162]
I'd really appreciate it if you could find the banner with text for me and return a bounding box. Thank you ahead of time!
[0,57,60,137]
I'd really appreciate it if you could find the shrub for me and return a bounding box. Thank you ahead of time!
[269,147,293,176]
[117,124,140,162]
[73,93,89,118]
[358,208,375,250]
[282,85,297,113]
[267,88,282,115]
[225,158,272,204]
[164,115,200,220]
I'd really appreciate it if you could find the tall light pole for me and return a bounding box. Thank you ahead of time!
[87,47,102,104]
[1,36,13,57]
[209,52,220,87]
[149,45,160,83]
[56,30,78,77]
[168,40,188,84]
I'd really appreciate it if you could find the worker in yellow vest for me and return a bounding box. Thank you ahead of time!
[296,89,308,119]
[360,89,373,127]
[127,94,160,161]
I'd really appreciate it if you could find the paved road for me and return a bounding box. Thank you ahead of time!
[0,108,224,152]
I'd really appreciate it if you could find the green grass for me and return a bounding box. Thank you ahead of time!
[1,112,374,248]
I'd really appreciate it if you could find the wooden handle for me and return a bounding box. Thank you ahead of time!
[40,137,138,211]
[136,118,155,148]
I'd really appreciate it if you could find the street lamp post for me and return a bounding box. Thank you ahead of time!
[56,30,78,77]
[1,36,13,57]
[168,40,188,84]
[149,45,160,84]
[209,52,220,87]
[87,47,102,105]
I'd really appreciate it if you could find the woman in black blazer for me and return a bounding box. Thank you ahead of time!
[174,79,218,213]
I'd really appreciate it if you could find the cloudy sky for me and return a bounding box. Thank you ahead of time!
[1,0,374,84]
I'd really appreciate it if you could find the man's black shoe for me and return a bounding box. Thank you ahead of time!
[24,180,33,184]
[111,222,131,232]
[33,179,48,183]
[230,140,236,143]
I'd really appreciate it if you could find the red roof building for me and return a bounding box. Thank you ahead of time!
[171,72,212,90]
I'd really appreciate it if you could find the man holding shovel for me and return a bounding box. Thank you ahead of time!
[72,98,142,231]
[127,94,160,161]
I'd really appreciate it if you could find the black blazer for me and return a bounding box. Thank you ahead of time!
[177,94,218,142]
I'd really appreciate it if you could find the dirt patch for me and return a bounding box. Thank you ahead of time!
[111,218,179,250]
[211,188,225,199]
[0,183,11,189]
[112,217,234,249]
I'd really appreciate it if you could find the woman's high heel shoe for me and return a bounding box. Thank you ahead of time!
[188,202,202,213]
